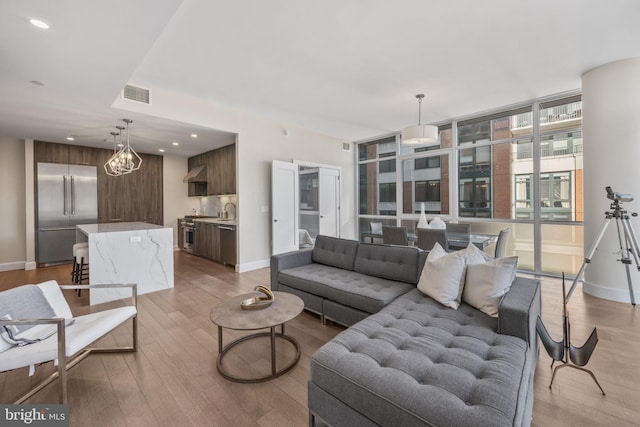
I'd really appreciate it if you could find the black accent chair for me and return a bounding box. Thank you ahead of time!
[382,226,409,246]
[417,228,449,252]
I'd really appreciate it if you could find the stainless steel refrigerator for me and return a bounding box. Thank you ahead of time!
[36,162,98,266]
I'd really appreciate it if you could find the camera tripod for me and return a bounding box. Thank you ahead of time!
[567,195,640,305]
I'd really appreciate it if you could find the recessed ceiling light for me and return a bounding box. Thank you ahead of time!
[190,133,198,138]
[159,149,165,153]
[172,142,179,146]
[66,137,75,141]
[28,18,50,30]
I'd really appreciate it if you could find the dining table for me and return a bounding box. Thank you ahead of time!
[360,230,497,250]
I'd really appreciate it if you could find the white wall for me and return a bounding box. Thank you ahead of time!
[582,57,640,303]
[162,154,199,248]
[0,137,27,270]
[113,88,355,271]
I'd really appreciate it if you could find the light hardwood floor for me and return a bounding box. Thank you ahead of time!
[1,252,639,426]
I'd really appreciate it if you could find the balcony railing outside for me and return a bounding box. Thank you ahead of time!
[511,102,582,129]
[515,141,583,160]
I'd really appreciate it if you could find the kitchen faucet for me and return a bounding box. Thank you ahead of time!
[223,202,236,219]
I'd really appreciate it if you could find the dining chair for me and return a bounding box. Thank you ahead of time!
[382,226,409,246]
[495,228,510,257]
[417,228,449,252]
[446,223,471,235]
[299,228,315,248]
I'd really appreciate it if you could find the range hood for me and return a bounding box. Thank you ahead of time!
[183,165,207,182]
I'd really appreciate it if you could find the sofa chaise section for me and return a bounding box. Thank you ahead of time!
[309,277,541,427]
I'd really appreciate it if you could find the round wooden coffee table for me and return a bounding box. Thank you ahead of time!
[210,291,304,383]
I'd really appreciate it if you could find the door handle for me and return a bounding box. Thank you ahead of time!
[40,226,77,232]
[63,176,68,215]
[70,176,75,215]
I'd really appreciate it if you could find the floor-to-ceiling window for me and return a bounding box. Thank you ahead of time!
[357,136,400,232]
[537,96,583,274]
[356,93,583,275]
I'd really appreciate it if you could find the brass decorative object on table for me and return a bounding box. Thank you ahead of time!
[240,285,274,310]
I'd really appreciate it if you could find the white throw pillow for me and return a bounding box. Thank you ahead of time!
[462,242,492,265]
[417,243,467,309]
[463,256,518,317]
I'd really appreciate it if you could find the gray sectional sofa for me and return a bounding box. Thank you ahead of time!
[271,235,541,427]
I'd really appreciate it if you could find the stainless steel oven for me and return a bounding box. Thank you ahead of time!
[181,219,195,253]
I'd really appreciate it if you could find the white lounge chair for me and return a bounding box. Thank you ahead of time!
[0,280,137,403]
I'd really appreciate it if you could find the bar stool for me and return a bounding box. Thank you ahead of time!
[71,242,88,284]
[73,245,89,296]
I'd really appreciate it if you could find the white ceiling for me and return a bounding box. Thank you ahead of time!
[2,0,640,156]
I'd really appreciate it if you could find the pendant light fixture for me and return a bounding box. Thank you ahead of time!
[401,94,439,145]
[103,119,142,176]
[117,119,142,174]
[104,129,123,176]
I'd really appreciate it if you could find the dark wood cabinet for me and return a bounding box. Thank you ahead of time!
[208,143,236,195]
[35,141,98,166]
[97,151,163,224]
[194,222,211,258]
[218,144,236,195]
[35,141,69,164]
[189,220,236,266]
[177,219,184,250]
[205,151,218,195]
[187,143,236,196]
[191,221,222,262]
[68,145,98,165]
[36,141,164,225]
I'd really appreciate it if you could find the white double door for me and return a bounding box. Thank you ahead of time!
[271,161,340,255]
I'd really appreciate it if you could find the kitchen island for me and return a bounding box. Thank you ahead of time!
[76,222,174,305]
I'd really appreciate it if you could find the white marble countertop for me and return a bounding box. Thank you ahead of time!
[194,218,237,225]
[77,222,166,235]
[76,222,174,305]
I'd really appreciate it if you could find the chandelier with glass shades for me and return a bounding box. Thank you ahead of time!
[104,119,142,176]
[401,94,439,145]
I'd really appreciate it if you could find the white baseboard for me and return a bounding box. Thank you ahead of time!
[25,261,37,271]
[0,261,26,272]
[583,280,637,304]
[237,259,270,273]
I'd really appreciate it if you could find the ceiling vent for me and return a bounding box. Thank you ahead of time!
[122,84,151,104]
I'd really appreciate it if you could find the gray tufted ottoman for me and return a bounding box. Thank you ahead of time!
[309,288,537,427]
